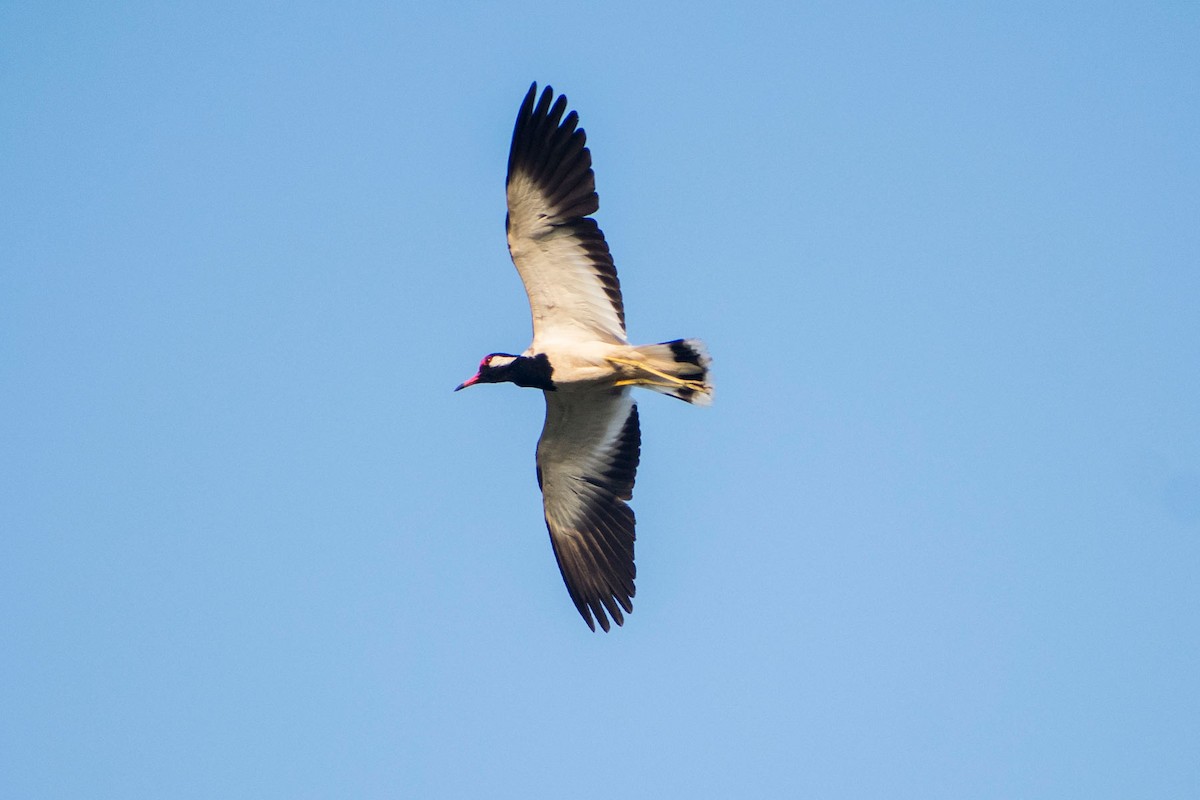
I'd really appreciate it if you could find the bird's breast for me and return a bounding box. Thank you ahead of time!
[527,342,639,389]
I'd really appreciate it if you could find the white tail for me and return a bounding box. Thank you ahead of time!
[628,339,713,405]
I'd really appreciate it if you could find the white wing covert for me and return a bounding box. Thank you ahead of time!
[506,84,627,349]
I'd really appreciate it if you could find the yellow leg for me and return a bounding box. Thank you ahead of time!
[614,378,678,388]
[605,357,692,387]
[608,357,708,395]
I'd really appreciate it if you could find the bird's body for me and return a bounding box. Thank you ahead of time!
[457,83,712,631]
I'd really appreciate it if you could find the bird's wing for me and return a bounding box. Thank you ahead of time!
[536,388,640,631]
[506,83,627,349]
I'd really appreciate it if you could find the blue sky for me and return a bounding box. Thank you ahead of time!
[2,2,1198,797]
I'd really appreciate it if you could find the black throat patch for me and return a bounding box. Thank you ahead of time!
[509,353,555,391]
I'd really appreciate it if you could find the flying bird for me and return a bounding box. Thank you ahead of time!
[456,83,713,631]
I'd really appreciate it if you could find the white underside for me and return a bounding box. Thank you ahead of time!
[524,338,713,406]
[523,340,639,387]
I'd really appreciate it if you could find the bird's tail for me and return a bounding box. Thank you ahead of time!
[622,339,713,406]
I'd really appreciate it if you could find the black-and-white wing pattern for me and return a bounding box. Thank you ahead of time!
[506,83,627,348]
[536,389,640,631]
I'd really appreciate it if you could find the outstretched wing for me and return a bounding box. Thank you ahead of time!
[506,83,627,349]
[536,389,640,631]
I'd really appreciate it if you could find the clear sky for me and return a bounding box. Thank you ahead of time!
[2,2,1198,797]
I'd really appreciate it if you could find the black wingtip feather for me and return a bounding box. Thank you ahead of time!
[507,82,600,221]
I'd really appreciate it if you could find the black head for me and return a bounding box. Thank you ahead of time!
[454,352,555,392]
[454,353,519,391]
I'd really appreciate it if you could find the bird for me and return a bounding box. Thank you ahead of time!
[455,83,713,631]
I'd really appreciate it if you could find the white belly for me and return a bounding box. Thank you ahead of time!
[525,341,640,388]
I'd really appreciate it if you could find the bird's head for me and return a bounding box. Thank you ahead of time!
[454,353,519,391]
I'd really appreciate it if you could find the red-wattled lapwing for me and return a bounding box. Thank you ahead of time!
[456,83,713,632]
